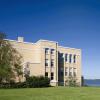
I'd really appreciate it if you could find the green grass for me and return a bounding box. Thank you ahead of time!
[0,87,100,100]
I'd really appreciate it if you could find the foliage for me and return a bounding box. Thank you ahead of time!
[24,62,30,81]
[65,76,79,87]
[0,76,50,88]
[0,82,28,88]
[26,76,50,88]
[0,32,23,83]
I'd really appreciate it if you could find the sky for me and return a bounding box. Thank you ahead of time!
[0,0,100,79]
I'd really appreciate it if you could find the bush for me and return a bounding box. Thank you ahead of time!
[26,76,50,88]
[65,77,79,87]
[0,76,50,88]
[0,82,28,88]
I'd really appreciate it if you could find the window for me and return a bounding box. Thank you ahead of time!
[60,67,63,71]
[45,72,48,77]
[69,72,72,76]
[69,67,73,76]
[59,53,63,58]
[45,48,49,54]
[51,72,54,80]
[65,72,67,76]
[45,59,49,67]
[65,54,68,62]
[73,55,76,63]
[59,53,64,61]
[69,54,72,63]
[61,71,63,76]
[51,49,55,55]
[51,59,54,67]
[65,67,68,76]
[60,67,64,76]
[73,68,77,77]
[73,72,76,77]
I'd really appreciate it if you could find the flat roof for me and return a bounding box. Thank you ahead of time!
[5,38,81,50]
[36,39,58,44]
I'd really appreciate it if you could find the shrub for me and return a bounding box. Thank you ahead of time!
[0,76,50,88]
[0,82,27,88]
[65,76,79,87]
[26,76,50,88]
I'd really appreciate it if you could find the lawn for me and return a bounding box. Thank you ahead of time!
[0,87,100,100]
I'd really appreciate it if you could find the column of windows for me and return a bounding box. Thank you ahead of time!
[45,48,55,80]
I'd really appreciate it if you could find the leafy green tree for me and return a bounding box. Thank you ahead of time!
[0,32,23,83]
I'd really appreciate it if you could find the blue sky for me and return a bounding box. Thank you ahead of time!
[0,0,100,79]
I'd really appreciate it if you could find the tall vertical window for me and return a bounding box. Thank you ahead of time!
[45,72,48,77]
[51,59,54,67]
[69,67,73,76]
[51,49,55,55]
[65,54,68,62]
[65,67,68,76]
[59,53,63,58]
[45,59,49,67]
[69,54,72,63]
[73,55,76,63]
[60,67,64,76]
[59,53,64,61]
[51,72,54,80]
[73,68,77,77]
[45,48,49,54]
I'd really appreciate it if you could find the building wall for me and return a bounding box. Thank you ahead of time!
[58,46,82,86]
[37,40,58,86]
[8,37,82,86]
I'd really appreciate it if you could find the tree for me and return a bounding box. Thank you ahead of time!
[65,76,78,87]
[24,62,30,81]
[0,32,23,83]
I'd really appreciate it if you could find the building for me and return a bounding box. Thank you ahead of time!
[7,37,82,86]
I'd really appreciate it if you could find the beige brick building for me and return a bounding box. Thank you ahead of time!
[8,37,82,86]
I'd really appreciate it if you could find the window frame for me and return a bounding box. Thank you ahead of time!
[51,72,54,80]
[51,49,55,55]
[69,54,72,63]
[51,59,54,67]
[65,54,68,62]
[45,59,49,67]
[45,72,48,77]
[45,48,49,54]
[65,67,68,76]
[73,55,76,63]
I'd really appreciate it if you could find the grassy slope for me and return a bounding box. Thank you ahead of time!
[0,87,100,100]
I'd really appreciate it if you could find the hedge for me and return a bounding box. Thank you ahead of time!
[0,76,50,88]
[26,76,50,88]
